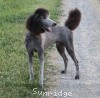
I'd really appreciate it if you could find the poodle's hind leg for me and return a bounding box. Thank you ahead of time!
[66,43,79,79]
[56,43,68,74]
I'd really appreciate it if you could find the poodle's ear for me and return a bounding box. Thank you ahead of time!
[26,14,35,31]
[26,13,41,32]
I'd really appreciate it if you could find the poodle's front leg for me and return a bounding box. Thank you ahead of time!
[28,52,34,81]
[38,49,44,88]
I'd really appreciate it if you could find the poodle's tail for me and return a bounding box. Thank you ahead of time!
[65,8,81,30]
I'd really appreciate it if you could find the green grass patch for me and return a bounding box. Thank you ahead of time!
[0,0,60,98]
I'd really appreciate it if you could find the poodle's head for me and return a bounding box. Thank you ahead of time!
[26,8,56,35]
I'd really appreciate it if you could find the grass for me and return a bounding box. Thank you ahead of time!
[0,0,60,98]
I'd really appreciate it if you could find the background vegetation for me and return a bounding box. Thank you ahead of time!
[0,0,60,98]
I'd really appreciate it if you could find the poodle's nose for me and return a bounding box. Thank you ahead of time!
[53,23,57,26]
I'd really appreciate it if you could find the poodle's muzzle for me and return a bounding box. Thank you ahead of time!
[41,17,56,32]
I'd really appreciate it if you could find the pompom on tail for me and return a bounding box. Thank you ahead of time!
[65,8,81,30]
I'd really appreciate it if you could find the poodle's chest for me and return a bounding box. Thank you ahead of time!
[31,33,58,50]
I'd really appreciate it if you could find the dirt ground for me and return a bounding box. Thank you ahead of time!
[45,0,100,98]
